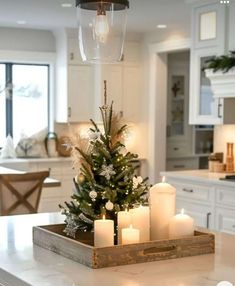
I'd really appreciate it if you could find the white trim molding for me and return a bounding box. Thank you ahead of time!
[148,38,191,183]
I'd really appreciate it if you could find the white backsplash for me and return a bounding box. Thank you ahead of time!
[214,125,235,162]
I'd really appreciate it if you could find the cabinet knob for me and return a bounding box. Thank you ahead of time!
[120,111,123,117]
[70,52,74,61]
[182,188,194,193]
[174,147,179,151]
[173,165,185,169]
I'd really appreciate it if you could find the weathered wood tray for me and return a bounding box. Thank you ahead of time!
[33,224,215,269]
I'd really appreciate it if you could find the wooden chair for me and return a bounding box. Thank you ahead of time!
[0,171,49,216]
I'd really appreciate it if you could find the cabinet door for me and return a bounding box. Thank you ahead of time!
[176,199,214,229]
[192,3,226,49]
[101,65,123,114]
[123,66,141,122]
[228,2,235,50]
[68,38,83,64]
[68,65,93,122]
[189,47,224,125]
[215,207,235,235]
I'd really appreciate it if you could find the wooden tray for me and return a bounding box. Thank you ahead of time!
[33,224,215,269]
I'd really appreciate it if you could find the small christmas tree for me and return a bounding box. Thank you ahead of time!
[60,81,149,238]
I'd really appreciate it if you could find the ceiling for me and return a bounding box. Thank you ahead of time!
[0,0,191,34]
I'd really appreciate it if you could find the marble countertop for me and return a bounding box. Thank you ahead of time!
[161,169,235,186]
[0,212,235,286]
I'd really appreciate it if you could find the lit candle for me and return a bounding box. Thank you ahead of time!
[94,215,114,247]
[122,225,140,245]
[131,205,150,242]
[149,177,176,240]
[117,209,132,244]
[169,209,194,238]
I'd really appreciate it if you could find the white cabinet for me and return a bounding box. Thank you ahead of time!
[94,64,142,122]
[1,158,76,213]
[164,172,235,235]
[68,65,93,122]
[192,2,226,50]
[215,185,235,235]
[166,177,215,229]
[228,2,235,50]
[29,159,76,213]
[189,2,235,125]
[166,157,199,171]
[122,66,141,122]
[67,37,83,64]
[176,199,213,229]
[55,29,142,123]
[215,208,235,235]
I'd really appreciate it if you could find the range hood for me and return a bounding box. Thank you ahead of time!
[205,67,235,98]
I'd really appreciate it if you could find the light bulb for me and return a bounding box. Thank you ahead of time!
[94,8,109,43]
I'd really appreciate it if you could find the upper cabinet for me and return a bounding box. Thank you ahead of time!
[192,2,226,50]
[228,2,235,50]
[189,1,235,125]
[54,29,142,124]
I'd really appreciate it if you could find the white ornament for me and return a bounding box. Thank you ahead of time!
[88,130,101,141]
[100,164,116,180]
[89,190,97,200]
[105,200,114,211]
[133,176,143,189]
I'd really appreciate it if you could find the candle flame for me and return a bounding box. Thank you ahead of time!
[162,176,166,183]
[102,215,105,220]
[181,208,185,215]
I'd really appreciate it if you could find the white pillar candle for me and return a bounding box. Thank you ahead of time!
[94,216,114,247]
[122,225,140,245]
[131,205,150,242]
[149,177,176,240]
[117,209,132,244]
[169,209,194,238]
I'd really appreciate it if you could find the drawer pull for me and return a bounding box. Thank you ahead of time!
[206,212,211,228]
[174,147,179,151]
[182,188,194,193]
[173,165,185,169]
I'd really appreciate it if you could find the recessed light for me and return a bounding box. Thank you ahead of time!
[17,20,26,25]
[157,24,167,29]
[61,3,72,8]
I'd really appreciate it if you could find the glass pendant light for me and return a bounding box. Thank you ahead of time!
[76,0,129,63]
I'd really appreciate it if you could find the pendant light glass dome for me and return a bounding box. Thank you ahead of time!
[76,0,129,63]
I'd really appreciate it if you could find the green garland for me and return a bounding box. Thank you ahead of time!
[205,50,235,73]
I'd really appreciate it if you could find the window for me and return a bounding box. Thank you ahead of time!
[0,63,49,146]
[0,64,6,147]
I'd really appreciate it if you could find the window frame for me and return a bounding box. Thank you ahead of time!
[0,51,55,148]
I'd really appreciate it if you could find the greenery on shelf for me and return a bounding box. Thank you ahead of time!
[59,100,150,238]
[204,50,235,73]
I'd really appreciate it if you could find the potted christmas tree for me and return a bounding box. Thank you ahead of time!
[205,51,235,98]
[59,82,149,238]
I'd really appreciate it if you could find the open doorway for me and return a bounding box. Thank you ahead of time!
[166,50,213,171]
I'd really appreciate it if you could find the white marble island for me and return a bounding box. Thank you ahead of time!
[0,212,235,286]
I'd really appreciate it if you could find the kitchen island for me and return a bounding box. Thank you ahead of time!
[0,212,235,286]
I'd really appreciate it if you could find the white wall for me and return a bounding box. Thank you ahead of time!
[214,125,235,162]
[0,27,55,52]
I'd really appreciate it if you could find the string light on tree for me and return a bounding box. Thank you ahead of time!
[59,81,149,236]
